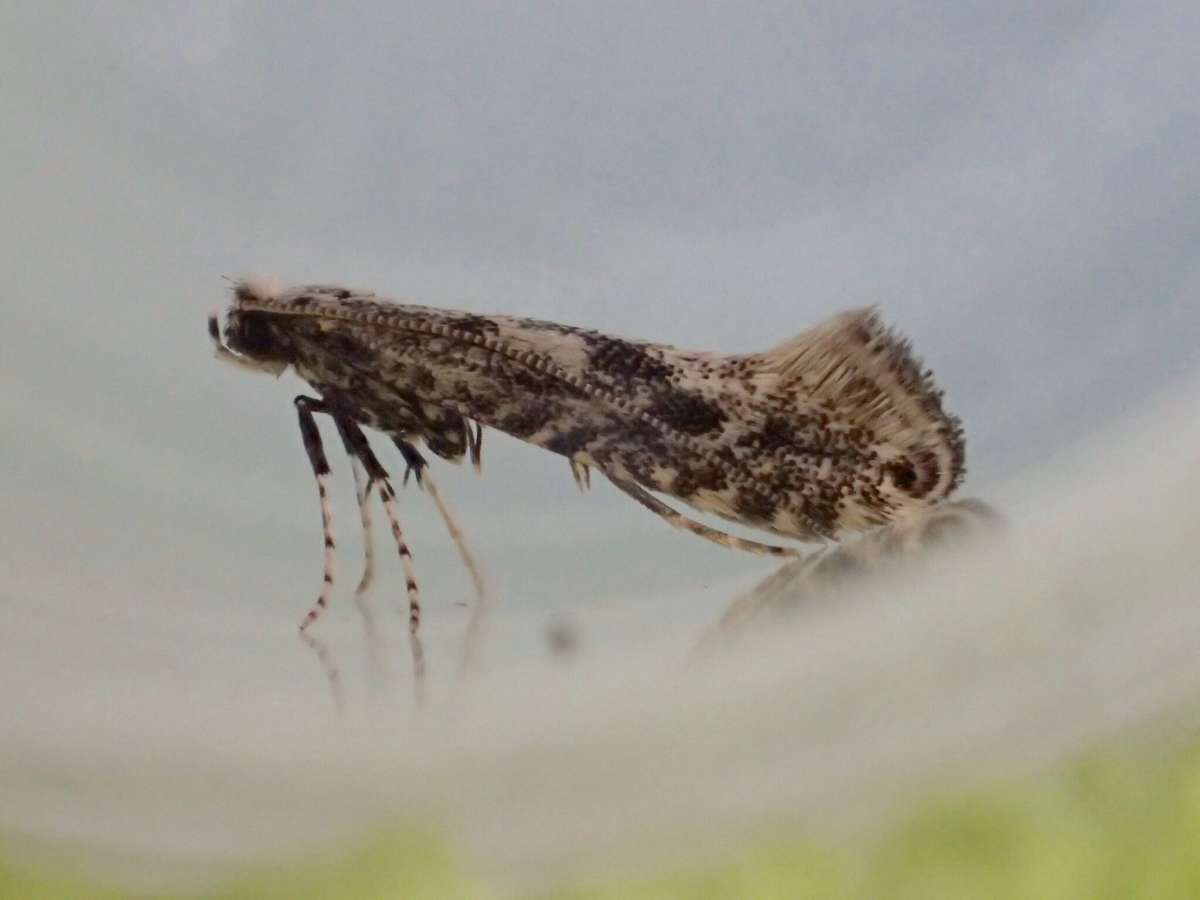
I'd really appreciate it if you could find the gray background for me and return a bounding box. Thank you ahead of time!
[4,1,1198,627]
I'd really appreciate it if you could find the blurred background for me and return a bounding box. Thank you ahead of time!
[2,2,1199,896]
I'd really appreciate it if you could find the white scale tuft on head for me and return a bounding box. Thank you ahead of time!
[232,275,284,305]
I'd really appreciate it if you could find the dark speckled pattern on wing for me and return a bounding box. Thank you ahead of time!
[222,281,965,545]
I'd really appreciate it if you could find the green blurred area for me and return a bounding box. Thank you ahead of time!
[5,735,1199,900]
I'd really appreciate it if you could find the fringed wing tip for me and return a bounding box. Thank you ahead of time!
[759,306,967,504]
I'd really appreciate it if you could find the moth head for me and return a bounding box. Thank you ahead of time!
[209,278,294,376]
[224,309,292,369]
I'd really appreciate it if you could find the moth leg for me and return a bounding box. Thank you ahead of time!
[340,450,391,688]
[603,473,801,558]
[334,427,377,608]
[295,396,338,632]
[394,440,488,606]
[334,418,427,694]
[299,628,345,713]
[569,459,591,492]
[333,419,423,639]
[395,438,490,672]
[465,420,483,473]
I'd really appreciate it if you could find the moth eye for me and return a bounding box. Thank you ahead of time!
[238,314,281,358]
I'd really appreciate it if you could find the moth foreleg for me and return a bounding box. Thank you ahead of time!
[294,396,338,632]
[603,473,802,558]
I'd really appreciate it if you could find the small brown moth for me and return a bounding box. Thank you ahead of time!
[209,278,965,655]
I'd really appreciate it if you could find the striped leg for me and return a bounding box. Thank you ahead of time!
[396,438,489,672]
[379,479,423,635]
[295,396,337,631]
[300,628,345,713]
[604,473,801,558]
[349,458,377,607]
[394,439,488,607]
[333,419,423,637]
[342,452,390,689]
[410,632,427,706]
[334,418,427,694]
[380,477,428,695]
[334,423,378,608]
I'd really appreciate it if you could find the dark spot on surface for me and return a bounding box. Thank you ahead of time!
[754,415,798,453]
[670,463,728,498]
[544,425,598,457]
[499,402,558,439]
[585,337,674,382]
[546,617,581,659]
[886,460,917,492]
[409,364,436,392]
[850,323,874,345]
[909,449,941,499]
[321,330,369,362]
[647,389,726,435]
[622,417,671,460]
[735,486,778,524]
[463,389,498,419]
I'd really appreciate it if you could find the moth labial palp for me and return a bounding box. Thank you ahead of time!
[211,276,967,672]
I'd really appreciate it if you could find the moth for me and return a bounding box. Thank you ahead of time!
[209,279,965,648]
